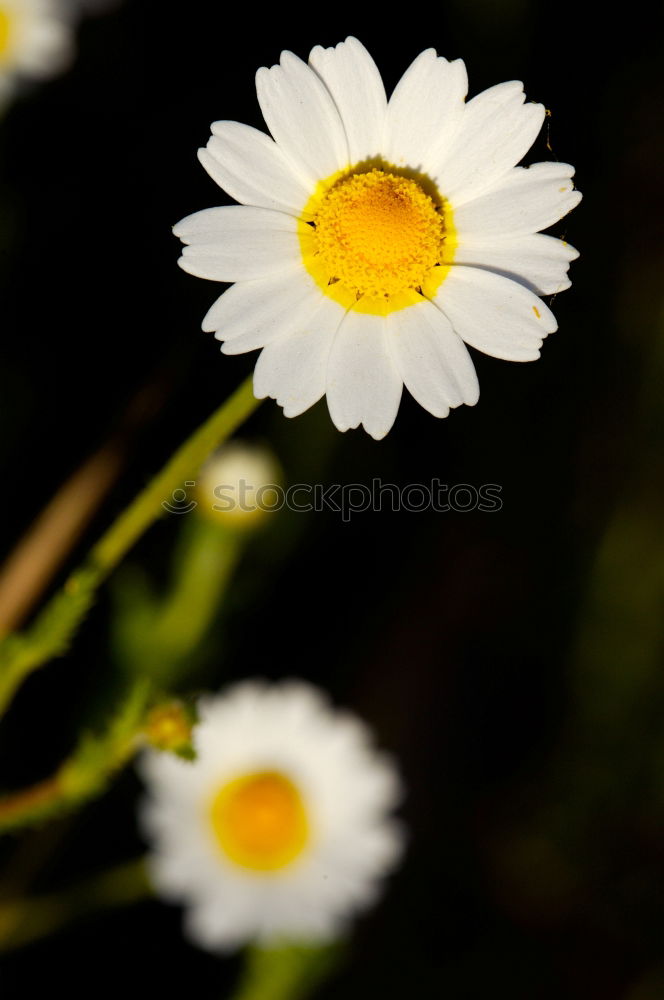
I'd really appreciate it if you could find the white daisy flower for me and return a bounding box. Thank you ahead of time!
[139,681,403,952]
[175,38,581,440]
[196,440,281,528]
[0,0,73,103]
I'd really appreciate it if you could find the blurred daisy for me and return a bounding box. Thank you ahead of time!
[175,37,581,439]
[196,440,281,528]
[140,681,403,952]
[0,0,73,104]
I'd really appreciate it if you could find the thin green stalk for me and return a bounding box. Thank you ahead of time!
[0,677,153,833]
[113,518,244,685]
[91,377,259,572]
[0,857,151,951]
[0,376,261,715]
[156,523,242,661]
[230,943,343,1000]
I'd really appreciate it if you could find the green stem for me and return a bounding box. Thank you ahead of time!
[114,519,244,685]
[0,677,152,833]
[230,944,343,1000]
[0,857,151,951]
[0,376,261,715]
[153,524,242,674]
[91,376,259,571]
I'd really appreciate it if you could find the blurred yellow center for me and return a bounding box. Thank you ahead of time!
[0,10,13,59]
[299,164,456,315]
[210,771,309,871]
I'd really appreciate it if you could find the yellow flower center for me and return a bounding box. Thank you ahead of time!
[0,9,14,61]
[299,162,456,316]
[210,771,309,872]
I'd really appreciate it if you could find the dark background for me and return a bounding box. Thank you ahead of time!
[1,0,664,996]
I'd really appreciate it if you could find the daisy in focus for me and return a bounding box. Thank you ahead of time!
[0,0,73,104]
[175,38,581,440]
[139,681,403,952]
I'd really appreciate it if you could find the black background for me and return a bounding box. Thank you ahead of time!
[1,1,664,996]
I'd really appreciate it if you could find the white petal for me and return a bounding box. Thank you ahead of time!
[384,49,467,174]
[309,36,387,163]
[256,50,349,187]
[0,76,13,106]
[435,266,557,361]
[433,82,545,205]
[198,121,309,215]
[174,206,300,282]
[388,300,479,417]
[453,162,582,238]
[204,270,324,355]
[16,17,73,77]
[185,896,257,953]
[326,311,402,439]
[452,233,579,295]
[253,297,345,417]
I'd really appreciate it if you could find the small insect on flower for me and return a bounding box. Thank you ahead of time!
[0,0,73,103]
[175,38,581,440]
[139,681,404,952]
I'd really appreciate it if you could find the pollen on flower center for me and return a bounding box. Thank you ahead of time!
[210,770,309,872]
[311,169,445,300]
[0,10,14,59]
